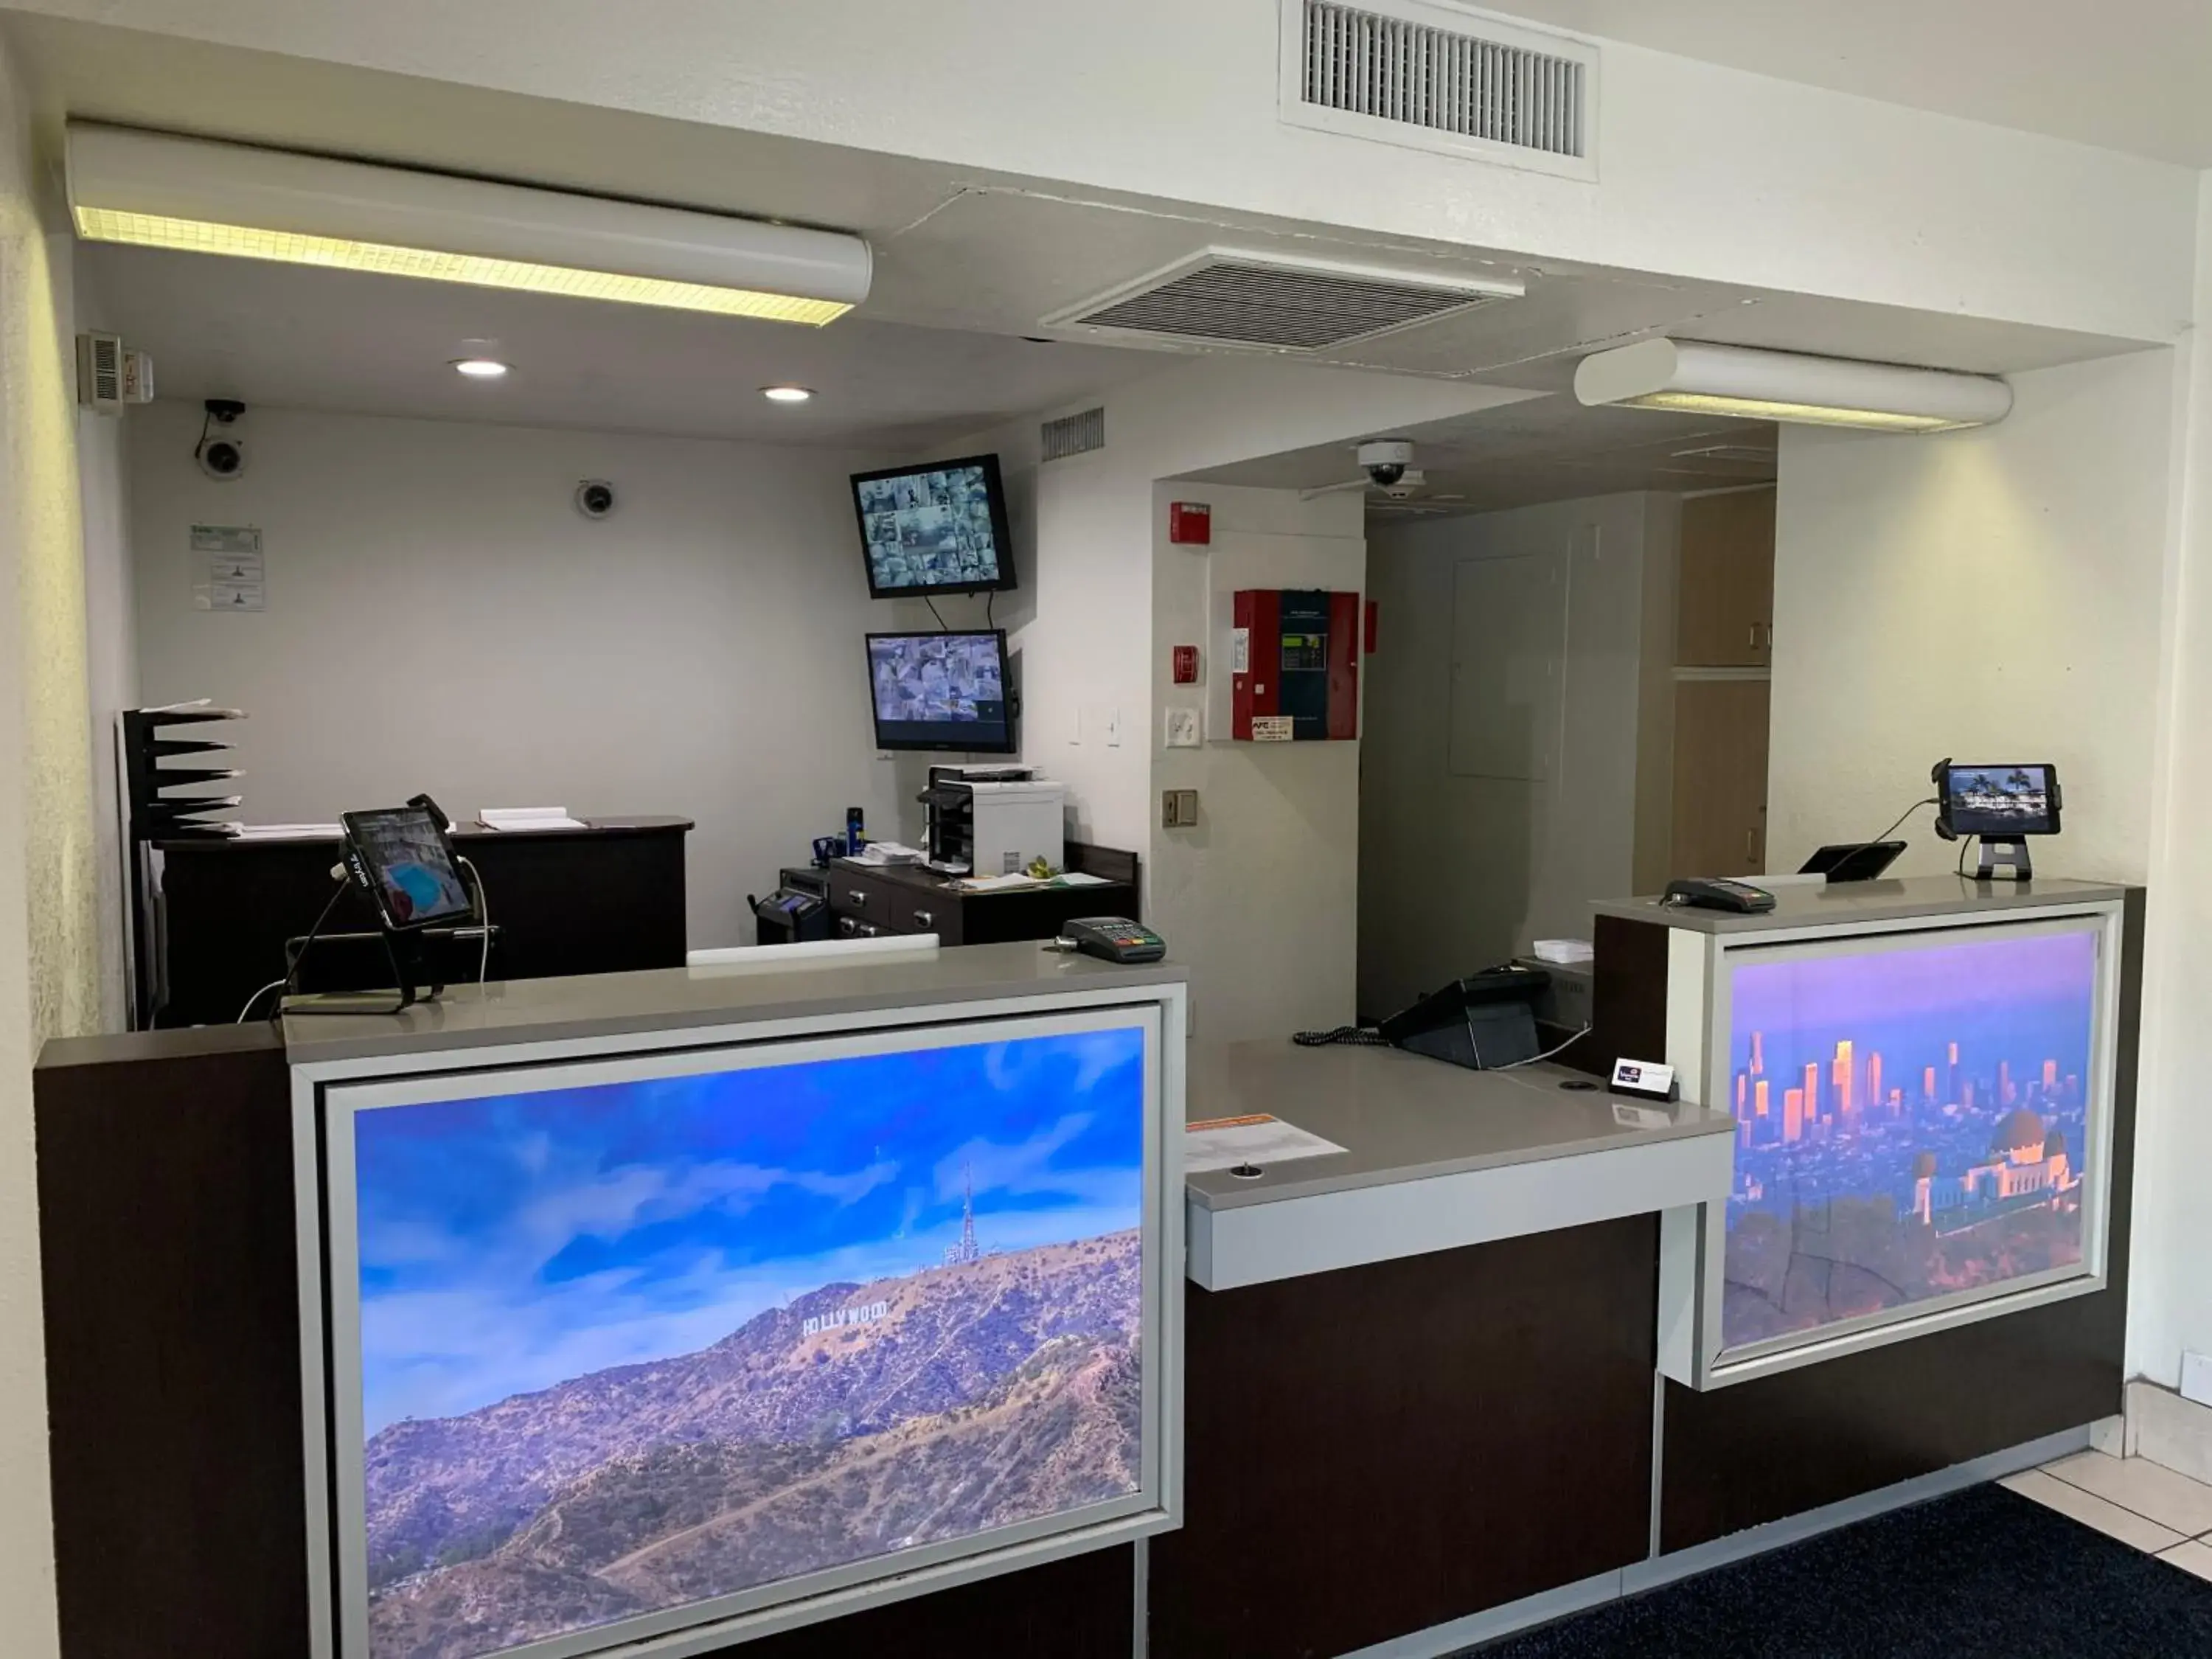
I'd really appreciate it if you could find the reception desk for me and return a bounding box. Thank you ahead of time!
[32,878,2145,1659]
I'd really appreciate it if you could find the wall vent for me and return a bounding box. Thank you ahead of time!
[1044,248,1521,352]
[76,330,123,411]
[1280,0,1597,180]
[1040,406,1106,462]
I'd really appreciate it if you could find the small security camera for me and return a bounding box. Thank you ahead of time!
[574,479,616,519]
[196,397,246,481]
[1357,438,1416,488]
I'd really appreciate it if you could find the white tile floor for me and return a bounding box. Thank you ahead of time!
[2001,1450,2212,1578]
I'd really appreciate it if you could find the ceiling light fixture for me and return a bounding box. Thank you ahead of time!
[1575,340,2011,433]
[760,385,814,403]
[66,123,871,326]
[451,358,509,378]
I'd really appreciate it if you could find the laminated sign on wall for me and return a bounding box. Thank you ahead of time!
[192,524,265,611]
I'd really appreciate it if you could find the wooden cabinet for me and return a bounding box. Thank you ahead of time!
[1676,488,1775,668]
[1670,678,1770,878]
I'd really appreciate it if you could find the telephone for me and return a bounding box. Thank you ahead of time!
[1662,877,1776,914]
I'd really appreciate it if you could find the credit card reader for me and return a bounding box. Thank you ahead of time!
[1058,917,1167,964]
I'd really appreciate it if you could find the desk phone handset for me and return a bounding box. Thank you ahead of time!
[1663,877,1776,914]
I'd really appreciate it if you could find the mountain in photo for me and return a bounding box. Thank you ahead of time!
[361,1230,1143,1657]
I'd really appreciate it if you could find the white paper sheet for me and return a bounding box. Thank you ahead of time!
[1183,1113,1349,1174]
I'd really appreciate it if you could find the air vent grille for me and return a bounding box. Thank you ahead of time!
[1041,406,1105,462]
[76,330,122,410]
[1057,252,1516,351]
[1282,0,1596,176]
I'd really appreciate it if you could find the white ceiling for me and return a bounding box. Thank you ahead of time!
[78,242,1164,451]
[1182,399,1777,518]
[1492,1,2212,166]
[35,5,2173,453]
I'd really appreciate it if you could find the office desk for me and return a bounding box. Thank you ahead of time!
[151,815,690,1026]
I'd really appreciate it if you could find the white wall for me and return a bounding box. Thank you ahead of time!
[74,270,136,1032]
[125,402,902,947]
[16,0,2197,345]
[2132,173,2212,1392]
[1767,351,2175,884]
[1152,481,1366,1043]
[1360,493,1667,1015]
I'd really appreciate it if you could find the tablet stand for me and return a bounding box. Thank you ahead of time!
[1975,837,2034,881]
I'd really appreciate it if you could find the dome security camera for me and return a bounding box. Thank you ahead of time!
[1358,438,1416,488]
[575,479,616,519]
[195,397,247,481]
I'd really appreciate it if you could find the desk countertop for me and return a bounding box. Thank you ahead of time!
[1183,1040,1733,1211]
[156,815,694,852]
[1589,873,2125,936]
[283,940,1184,1064]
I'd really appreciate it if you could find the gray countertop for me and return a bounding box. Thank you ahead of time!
[283,941,1185,1064]
[1589,874,2126,936]
[1183,1040,1733,1211]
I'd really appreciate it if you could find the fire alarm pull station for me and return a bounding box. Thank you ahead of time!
[1230,588,1360,741]
[1172,644,1200,685]
[1169,501,1212,544]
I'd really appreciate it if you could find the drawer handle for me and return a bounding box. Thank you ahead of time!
[914,909,934,929]
[848,890,869,907]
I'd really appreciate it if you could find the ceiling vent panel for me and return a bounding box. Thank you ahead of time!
[1041,406,1106,462]
[1280,0,1598,181]
[1043,248,1522,352]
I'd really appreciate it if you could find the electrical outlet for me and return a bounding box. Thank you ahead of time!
[1161,788,1199,829]
[2184,1350,2212,1408]
[1164,707,1201,748]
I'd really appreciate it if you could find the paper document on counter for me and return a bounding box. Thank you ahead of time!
[479,807,587,831]
[1184,1113,1349,1174]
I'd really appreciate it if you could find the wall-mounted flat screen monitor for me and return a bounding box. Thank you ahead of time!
[1937,762,2060,838]
[1714,917,2110,1368]
[867,630,1015,754]
[851,455,1015,598]
[305,1007,1166,1659]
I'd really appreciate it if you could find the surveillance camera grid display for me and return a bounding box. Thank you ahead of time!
[347,810,475,928]
[855,461,1007,595]
[1944,764,2056,836]
[869,632,1012,753]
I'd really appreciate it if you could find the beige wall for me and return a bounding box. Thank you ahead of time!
[1768,351,2175,883]
[0,24,91,1658]
[1150,481,1366,1043]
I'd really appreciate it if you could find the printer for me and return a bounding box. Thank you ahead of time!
[919,765,1066,877]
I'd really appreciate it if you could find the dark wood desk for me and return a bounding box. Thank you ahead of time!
[152,815,691,1026]
[824,842,1138,945]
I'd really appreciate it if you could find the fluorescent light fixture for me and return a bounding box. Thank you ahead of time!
[760,384,814,403]
[66,123,870,326]
[1575,339,2011,433]
[451,358,508,378]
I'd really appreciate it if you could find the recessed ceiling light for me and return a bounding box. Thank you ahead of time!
[451,358,509,378]
[760,384,814,403]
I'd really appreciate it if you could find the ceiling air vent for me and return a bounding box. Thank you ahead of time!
[1041,406,1105,462]
[1280,0,1598,180]
[1043,248,1521,353]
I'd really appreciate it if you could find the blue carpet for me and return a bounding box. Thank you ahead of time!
[1462,1483,2212,1658]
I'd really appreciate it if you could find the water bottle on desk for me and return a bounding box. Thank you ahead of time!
[846,807,865,857]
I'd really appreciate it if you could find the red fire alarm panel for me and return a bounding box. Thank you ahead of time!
[1230,588,1360,741]
[1172,644,1200,684]
[1169,501,1212,544]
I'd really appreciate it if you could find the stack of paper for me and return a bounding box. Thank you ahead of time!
[479,807,587,832]
[849,841,928,866]
[1532,939,1595,965]
[229,822,344,840]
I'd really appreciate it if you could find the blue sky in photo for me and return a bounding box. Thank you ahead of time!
[352,1026,1147,1434]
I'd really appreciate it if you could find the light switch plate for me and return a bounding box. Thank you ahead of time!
[1161,787,1200,829]
[1164,707,1202,748]
[1103,706,1123,748]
